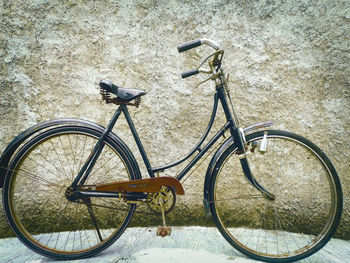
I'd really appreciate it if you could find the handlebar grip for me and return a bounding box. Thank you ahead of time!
[177,39,201,53]
[181,69,199,79]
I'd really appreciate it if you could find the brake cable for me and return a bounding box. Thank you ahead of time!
[191,50,224,90]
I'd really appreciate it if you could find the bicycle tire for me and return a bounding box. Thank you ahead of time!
[209,130,342,262]
[3,125,138,259]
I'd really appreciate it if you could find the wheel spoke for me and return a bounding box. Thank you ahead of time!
[8,166,64,189]
[48,139,72,182]
[58,135,75,178]
[67,134,77,176]
[38,143,68,180]
[76,135,89,178]
[212,194,265,203]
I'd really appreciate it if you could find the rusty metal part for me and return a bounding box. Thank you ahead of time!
[95,176,185,195]
[156,226,172,237]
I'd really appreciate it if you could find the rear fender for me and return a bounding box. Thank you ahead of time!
[0,118,141,188]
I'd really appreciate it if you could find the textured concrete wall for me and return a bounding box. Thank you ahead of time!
[1,0,349,238]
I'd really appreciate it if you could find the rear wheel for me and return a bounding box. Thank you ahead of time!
[3,126,137,259]
[210,130,342,262]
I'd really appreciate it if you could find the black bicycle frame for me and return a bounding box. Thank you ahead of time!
[155,84,239,181]
[72,81,273,199]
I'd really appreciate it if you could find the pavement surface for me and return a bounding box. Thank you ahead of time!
[0,227,349,263]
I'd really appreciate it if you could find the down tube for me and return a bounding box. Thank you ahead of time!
[176,123,229,181]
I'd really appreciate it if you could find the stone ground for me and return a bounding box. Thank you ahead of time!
[0,227,349,263]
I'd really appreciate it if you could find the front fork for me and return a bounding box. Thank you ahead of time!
[217,77,275,201]
[234,127,275,200]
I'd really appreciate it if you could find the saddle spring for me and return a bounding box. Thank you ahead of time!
[100,87,112,102]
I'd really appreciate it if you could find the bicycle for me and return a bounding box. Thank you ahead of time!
[0,38,343,262]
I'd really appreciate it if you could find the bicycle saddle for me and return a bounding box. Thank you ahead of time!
[99,80,146,101]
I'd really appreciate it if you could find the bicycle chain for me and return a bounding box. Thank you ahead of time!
[72,188,176,216]
[73,199,159,215]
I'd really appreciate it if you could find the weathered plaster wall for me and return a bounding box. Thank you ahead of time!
[1,0,349,238]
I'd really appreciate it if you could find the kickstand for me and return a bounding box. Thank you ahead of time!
[156,196,171,237]
[84,198,103,242]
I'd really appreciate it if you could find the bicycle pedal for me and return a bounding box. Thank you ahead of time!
[156,226,172,237]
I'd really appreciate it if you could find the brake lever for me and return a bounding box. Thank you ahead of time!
[213,51,224,71]
[191,76,212,90]
[191,73,220,90]
[184,50,224,90]
[198,50,224,69]
[194,50,224,76]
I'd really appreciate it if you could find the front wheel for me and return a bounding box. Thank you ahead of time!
[209,130,342,262]
[3,126,138,259]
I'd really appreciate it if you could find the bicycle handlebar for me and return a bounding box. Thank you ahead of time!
[178,38,221,80]
[181,69,199,79]
[178,39,202,53]
[177,38,220,53]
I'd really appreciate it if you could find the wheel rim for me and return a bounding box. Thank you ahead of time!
[5,129,133,257]
[213,133,339,260]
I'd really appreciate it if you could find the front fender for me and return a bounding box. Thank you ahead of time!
[203,136,235,210]
[0,118,141,188]
[202,121,273,210]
